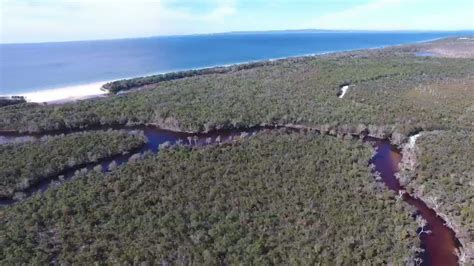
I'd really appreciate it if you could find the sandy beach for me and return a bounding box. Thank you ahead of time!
[5,81,110,103]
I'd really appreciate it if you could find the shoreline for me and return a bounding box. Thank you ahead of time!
[0,36,461,104]
[3,81,110,103]
[2,48,344,103]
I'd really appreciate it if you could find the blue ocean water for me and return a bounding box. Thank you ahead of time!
[0,31,471,94]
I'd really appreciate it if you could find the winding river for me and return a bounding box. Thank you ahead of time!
[368,138,461,266]
[0,126,462,265]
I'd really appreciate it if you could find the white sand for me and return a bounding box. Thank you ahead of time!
[338,85,349,98]
[408,133,421,149]
[5,81,110,103]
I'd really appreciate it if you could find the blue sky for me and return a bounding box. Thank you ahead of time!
[1,0,473,43]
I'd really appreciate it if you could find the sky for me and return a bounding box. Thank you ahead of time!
[1,0,473,43]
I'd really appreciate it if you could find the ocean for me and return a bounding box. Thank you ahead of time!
[0,31,471,95]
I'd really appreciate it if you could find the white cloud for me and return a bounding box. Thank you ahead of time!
[1,0,471,43]
[307,0,407,30]
[307,0,474,30]
[203,0,237,21]
[0,0,237,43]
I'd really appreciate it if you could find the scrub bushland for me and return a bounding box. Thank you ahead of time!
[1,131,420,264]
[399,130,474,259]
[0,45,472,143]
[0,130,146,199]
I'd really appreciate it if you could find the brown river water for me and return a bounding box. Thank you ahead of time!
[367,138,461,266]
[0,126,462,265]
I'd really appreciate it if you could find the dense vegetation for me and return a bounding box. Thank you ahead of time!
[0,131,420,264]
[0,39,471,264]
[102,61,273,94]
[0,45,472,144]
[0,96,26,107]
[0,130,146,199]
[399,130,474,259]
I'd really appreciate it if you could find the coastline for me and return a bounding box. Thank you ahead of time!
[4,81,110,103]
[0,36,464,104]
[2,49,340,103]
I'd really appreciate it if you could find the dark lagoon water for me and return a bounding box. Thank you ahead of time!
[0,31,472,94]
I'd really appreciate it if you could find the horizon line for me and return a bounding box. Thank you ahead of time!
[1,29,474,45]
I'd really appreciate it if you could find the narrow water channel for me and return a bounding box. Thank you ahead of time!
[0,126,266,204]
[368,138,461,266]
[0,126,462,265]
